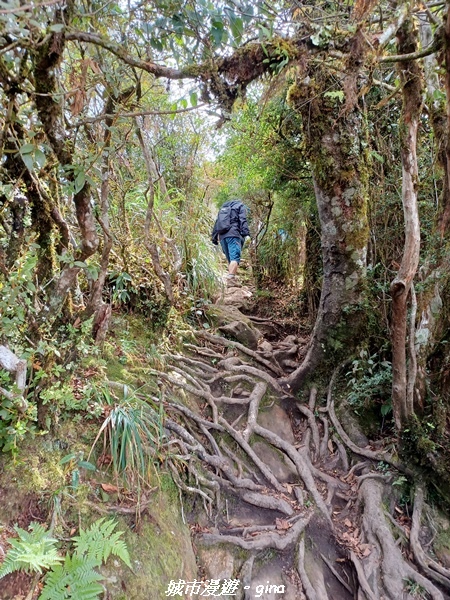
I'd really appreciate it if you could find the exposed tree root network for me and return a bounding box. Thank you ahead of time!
[155,299,450,600]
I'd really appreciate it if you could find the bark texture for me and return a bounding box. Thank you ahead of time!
[283,34,370,393]
[390,19,422,428]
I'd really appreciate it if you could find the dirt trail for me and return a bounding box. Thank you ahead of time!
[157,275,450,600]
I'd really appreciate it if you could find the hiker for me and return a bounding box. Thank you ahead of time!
[211,199,250,279]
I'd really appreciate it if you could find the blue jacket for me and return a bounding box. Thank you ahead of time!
[211,200,250,245]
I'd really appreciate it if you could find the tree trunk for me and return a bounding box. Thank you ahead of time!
[390,20,422,429]
[85,87,136,323]
[283,35,370,393]
[412,10,450,409]
[135,118,175,303]
[32,8,99,324]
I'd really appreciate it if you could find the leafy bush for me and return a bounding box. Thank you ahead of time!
[0,369,38,455]
[0,240,39,348]
[346,350,392,417]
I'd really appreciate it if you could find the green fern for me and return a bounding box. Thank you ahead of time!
[40,555,103,600]
[73,518,131,568]
[39,518,131,600]
[0,523,62,578]
[0,518,131,600]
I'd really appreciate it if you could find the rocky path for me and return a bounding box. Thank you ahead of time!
[156,275,450,600]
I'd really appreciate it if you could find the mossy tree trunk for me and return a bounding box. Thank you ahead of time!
[412,11,450,411]
[31,3,99,324]
[283,35,370,394]
[390,20,422,429]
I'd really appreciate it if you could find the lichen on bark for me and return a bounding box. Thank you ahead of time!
[283,44,370,393]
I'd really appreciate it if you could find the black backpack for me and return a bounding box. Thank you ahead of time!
[215,202,241,235]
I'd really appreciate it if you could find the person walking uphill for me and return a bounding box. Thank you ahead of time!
[211,200,250,280]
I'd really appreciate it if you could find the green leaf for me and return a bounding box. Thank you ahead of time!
[324,90,344,102]
[21,153,34,172]
[73,518,132,569]
[19,144,35,155]
[40,555,103,600]
[49,23,65,33]
[85,265,99,281]
[74,171,86,194]
[60,453,77,465]
[381,402,392,417]
[0,523,62,579]
[78,461,96,471]
[211,20,225,46]
[190,91,198,107]
[34,149,46,169]
[150,37,164,51]
[72,469,80,489]
[258,24,272,40]
[230,16,244,44]
[370,150,384,163]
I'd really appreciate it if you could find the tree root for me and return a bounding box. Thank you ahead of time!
[319,551,352,594]
[201,512,312,551]
[156,331,449,600]
[297,537,319,600]
[218,417,284,492]
[252,423,332,524]
[242,382,266,442]
[196,330,285,376]
[324,366,413,475]
[349,552,377,600]
[296,401,320,461]
[240,491,294,516]
[238,554,255,600]
[358,478,444,600]
[410,485,450,590]
[217,359,285,394]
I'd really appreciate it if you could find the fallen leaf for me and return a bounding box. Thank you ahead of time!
[101,483,119,493]
[327,439,334,453]
[344,518,352,528]
[275,518,292,531]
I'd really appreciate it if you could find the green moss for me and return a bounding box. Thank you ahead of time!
[434,527,450,556]
[0,438,65,496]
[102,485,197,599]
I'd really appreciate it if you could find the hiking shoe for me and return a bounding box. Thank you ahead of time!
[226,276,241,288]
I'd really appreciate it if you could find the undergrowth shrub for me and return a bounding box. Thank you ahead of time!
[88,385,164,488]
[345,350,392,418]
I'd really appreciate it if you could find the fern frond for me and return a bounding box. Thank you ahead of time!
[0,523,62,578]
[40,555,103,600]
[73,518,131,569]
